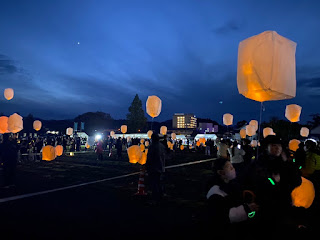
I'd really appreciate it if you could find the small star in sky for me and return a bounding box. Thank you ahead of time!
[77,42,80,45]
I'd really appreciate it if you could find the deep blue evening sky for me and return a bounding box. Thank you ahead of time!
[1,0,320,124]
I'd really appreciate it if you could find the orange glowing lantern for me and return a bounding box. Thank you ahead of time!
[223,113,233,126]
[145,141,149,147]
[196,141,201,147]
[140,144,145,152]
[146,95,162,118]
[180,145,184,150]
[4,88,14,100]
[33,120,42,131]
[263,127,275,138]
[250,140,258,147]
[160,126,167,135]
[121,125,127,134]
[147,130,153,139]
[199,138,206,144]
[300,127,309,138]
[139,149,148,165]
[42,145,56,161]
[66,127,73,136]
[85,142,90,149]
[0,116,9,134]
[240,129,246,139]
[110,131,115,137]
[237,31,296,102]
[285,104,302,122]
[249,120,258,131]
[140,139,145,144]
[127,145,142,164]
[246,125,256,137]
[55,145,63,156]
[289,139,300,152]
[291,177,315,209]
[8,113,23,133]
[171,133,176,140]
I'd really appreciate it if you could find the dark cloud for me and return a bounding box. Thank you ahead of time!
[213,20,242,35]
[0,54,18,74]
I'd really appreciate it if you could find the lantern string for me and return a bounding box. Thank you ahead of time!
[256,101,264,159]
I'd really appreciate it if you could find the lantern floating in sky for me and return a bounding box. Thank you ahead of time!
[246,125,256,137]
[42,145,56,161]
[146,95,162,118]
[249,120,258,131]
[300,127,309,137]
[291,177,315,209]
[237,31,297,102]
[223,113,233,126]
[33,120,42,131]
[55,145,63,156]
[263,127,275,138]
[0,116,9,134]
[285,104,302,122]
[160,126,167,135]
[127,145,142,164]
[240,129,246,139]
[4,88,14,100]
[66,127,73,136]
[121,125,127,134]
[8,113,23,133]
[289,139,300,152]
[147,130,153,139]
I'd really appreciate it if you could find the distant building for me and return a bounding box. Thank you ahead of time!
[198,122,218,134]
[172,113,197,129]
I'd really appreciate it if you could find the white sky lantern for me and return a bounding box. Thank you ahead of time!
[33,120,42,131]
[249,120,258,131]
[237,31,296,102]
[140,138,145,144]
[4,88,14,100]
[263,127,275,138]
[289,139,300,152]
[110,131,115,136]
[285,104,302,122]
[147,130,153,139]
[250,140,258,147]
[223,113,233,126]
[8,113,23,133]
[145,141,149,147]
[0,116,9,134]
[171,133,176,140]
[240,129,246,139]
[160,126,167,135]
[121,125,127,134]
[300,127,309,138]
[146,95,162,118]
[66,127,73,136]
[246,125,256,137]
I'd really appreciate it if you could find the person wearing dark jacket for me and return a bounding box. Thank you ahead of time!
[0,133,19,188]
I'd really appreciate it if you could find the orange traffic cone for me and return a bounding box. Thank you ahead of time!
[135,169,147,195]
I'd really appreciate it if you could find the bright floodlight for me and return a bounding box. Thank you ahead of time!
[95,134,102,140]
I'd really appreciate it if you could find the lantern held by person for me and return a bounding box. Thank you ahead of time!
[160,126,167,135]
[42,145,56,161]
[127,145,142,164]
[171,133,176,140]
[237,31,297,102]
[8,113,23,133]
[240,129,246,139]
[0,116,9,134]
[66,127,73,136]
[139,149,148,165]
[289,139,300,152]
[147,130,153,139]
[121,125,127,134]
[180,145,184,151]
[140,144,145,152]
[263,127,275,138]
[33,120,42,131]
[300,127,309,138]
[249,120,258,131]
[55,145,63,156]
[246,125,256,137]
[291,177,315,209]
[4,88,14,100]
[146,95,162,118]
[110,131,115,137]
[223,113,233,126]
[285,104,302,122]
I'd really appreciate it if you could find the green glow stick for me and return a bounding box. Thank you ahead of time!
[268,177,275,185]
[248,211,255,218]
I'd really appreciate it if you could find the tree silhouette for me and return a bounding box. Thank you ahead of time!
[126,94,147,133]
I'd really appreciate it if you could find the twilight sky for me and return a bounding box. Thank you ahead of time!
[0,0,320,124]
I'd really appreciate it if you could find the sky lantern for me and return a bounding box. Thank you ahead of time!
[0,116,9,134]
[246,125,256,137]
[291,177,315,209]
[139,149,148,165]
[199,138,206,144]
[250,140,258,147]
[140,139,145,144]
[8,113,23,133]
[240,129,246,139]
[171,133,176,140]
[145,141,149,147]
[127,145,142,164]
[180,145,184,150]
[42,145,56,161]
[249,120,258,131]
[237,31,297,102]
[300,127,309,137]
[55,145,63,156]
[285,104,302,122]
[289,139,300,152]
[85,142,90,149]
[223,113,233,126]
[121,125,127,134]
[140,144,145,152]
[147,130,153,139]
[66,127,73,136]
[263,127,275,138]
[4,88,14,100]
[146,95,162,118]
[196,141,201,147]
[33,120,42,131]
[160,126,167,135]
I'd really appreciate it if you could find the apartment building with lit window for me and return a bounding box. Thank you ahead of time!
[172,113,197,129]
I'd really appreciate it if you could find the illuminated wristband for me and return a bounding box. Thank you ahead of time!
[248,211,256,218]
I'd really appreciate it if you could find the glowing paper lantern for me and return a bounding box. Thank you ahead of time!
[199,138,206,144]
[246,125,256,137]
[110,131,115,136]
[4,88,14,100]
[167,141,172,148]
[146,95,162,118]
[8,113,23,133]
[285,104,302,122]
[33,120,42,131]
[196,141,201,147]
[66,127,73,136]
[42,145,56,161]
[139,149,148,165]
[300,127,309,137]
[180,145,184,150]
[289,139,300,152]
[127,145,142,164]
[140,139,145,144]
[145,141,149,147]
[249,120,258,131]
[0,116,9,134]
[250,140,258,147]
[291,177,315,209]
[237,31,296,102]
[223,113,233,126]
[147,130,153,139]
[140,144,145,152]
[85,142,90,149]
[55,145,63,156]
[160,126,167,135]
[171,133,176,140]
[121,125,127,134]
[263,127,275,138]
[240,129,246,139]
